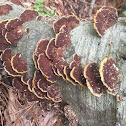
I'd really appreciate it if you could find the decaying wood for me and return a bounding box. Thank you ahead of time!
[0,1,126,126]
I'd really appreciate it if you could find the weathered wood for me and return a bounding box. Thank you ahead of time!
[1,1,126,126]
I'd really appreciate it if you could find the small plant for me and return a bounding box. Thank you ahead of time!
[34,0,55,16]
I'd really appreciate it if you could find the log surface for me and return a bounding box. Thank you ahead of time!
[1,1,126,126]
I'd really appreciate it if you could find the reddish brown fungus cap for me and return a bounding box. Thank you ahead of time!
[20,10,39,23]
[47,85,62,102]
[35,39,49,57]
[94,6,118,37]
[0,20,8,37]
[99,57,120,96]
[1,48,13,61]
[3,61,21,77]
[71,66,86,88]
[5,18,23,31]
[0,38,9,51]
[33,70,44,88]
[64,66,78,86]
[27,79,33,92]
[53,15,80,34]
[32,87,48,99]
[84,62,104,97]
[11,53,27,74]
[53,17,67,34]
[37,78,52,92]
[21,75,29,85]
[37,53,55,79]
[5,26,24,46]
[8,0,23,6]
[0,4,13,16]
[55,26,71,48]
[45,38,65,60]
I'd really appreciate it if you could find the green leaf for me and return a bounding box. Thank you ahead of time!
[51,9,54,14]
[39,7,43,11]
[39,12,46,16]
[40,0,44,2]
[34,5,40,9]
[35,0,40,4]
[123,11,126,16]
[45,10,52,16]
[40,4,44,8]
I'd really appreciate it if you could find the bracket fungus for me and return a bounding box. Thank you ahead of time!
[47,85,62,103]
[53,15,80,34]
[84,62,104,97]
[20,10,39,23]
[11,53,27,74]
[94,6,118,37]
[5,18,24,46]
[0,4,13,16]
[27,78,33,92]
[99,57,120,96]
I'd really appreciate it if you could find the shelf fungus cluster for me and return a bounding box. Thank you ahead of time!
[94,6,118,37]
[0,3,122,104]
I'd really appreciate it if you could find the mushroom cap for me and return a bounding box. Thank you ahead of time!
[21,75,29,85]
[94,6,118,37]
[11,53,27,74]
[32,86,48,99]
[0,4,13,16]
[0,38,9,51]
[5,18,23,32]
[99,57,120,95]
[37,53,55,79]
[63,66,78,86]
[73,53,81,62]
[55,26,71,48]
[8,0,23,6]
[32,52,38,69]
[45,38,65,60]
[5,26,24,46]
[53,15,80,34]
[53,17,67,34]
[20,10,39,23]
[47,85,62,102]
[3,61,21,77]
[27,78,33,92]
[53,58,68,80]
[71,66,86,88]
[37,79,52,92]
[33,70,43,88]
[0,20,8,37]
[84,62,104,97]
[1,48,13,61]
[35,39,49,57]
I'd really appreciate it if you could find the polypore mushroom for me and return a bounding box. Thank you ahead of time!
[99,57,120,96]
[1,48,13,62]
[3,61,21,77]
[37,79,53,92]
[47,85,62,102]
[8,0,23,6]
[55,25,71,48]
[53,58,68,80]
[11,53,27,74]
[0,4,13,16]
[0,20,9,51]
[84,62,104,97]
[94,6,118,37]
[21,75,29,85]
[45,38,65,61]
[20,10,39,23]
[53,15,80,34]
[27,78,33,92]
[37,53,57,83]
[63,66,78,86]
[32,86,48,99]
[5,18,24,46]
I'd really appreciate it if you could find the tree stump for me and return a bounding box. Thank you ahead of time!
[0,1,126,126]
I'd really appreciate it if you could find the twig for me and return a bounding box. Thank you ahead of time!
[88,0,96,17]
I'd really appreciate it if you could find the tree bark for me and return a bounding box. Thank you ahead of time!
[1,1,126,126]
